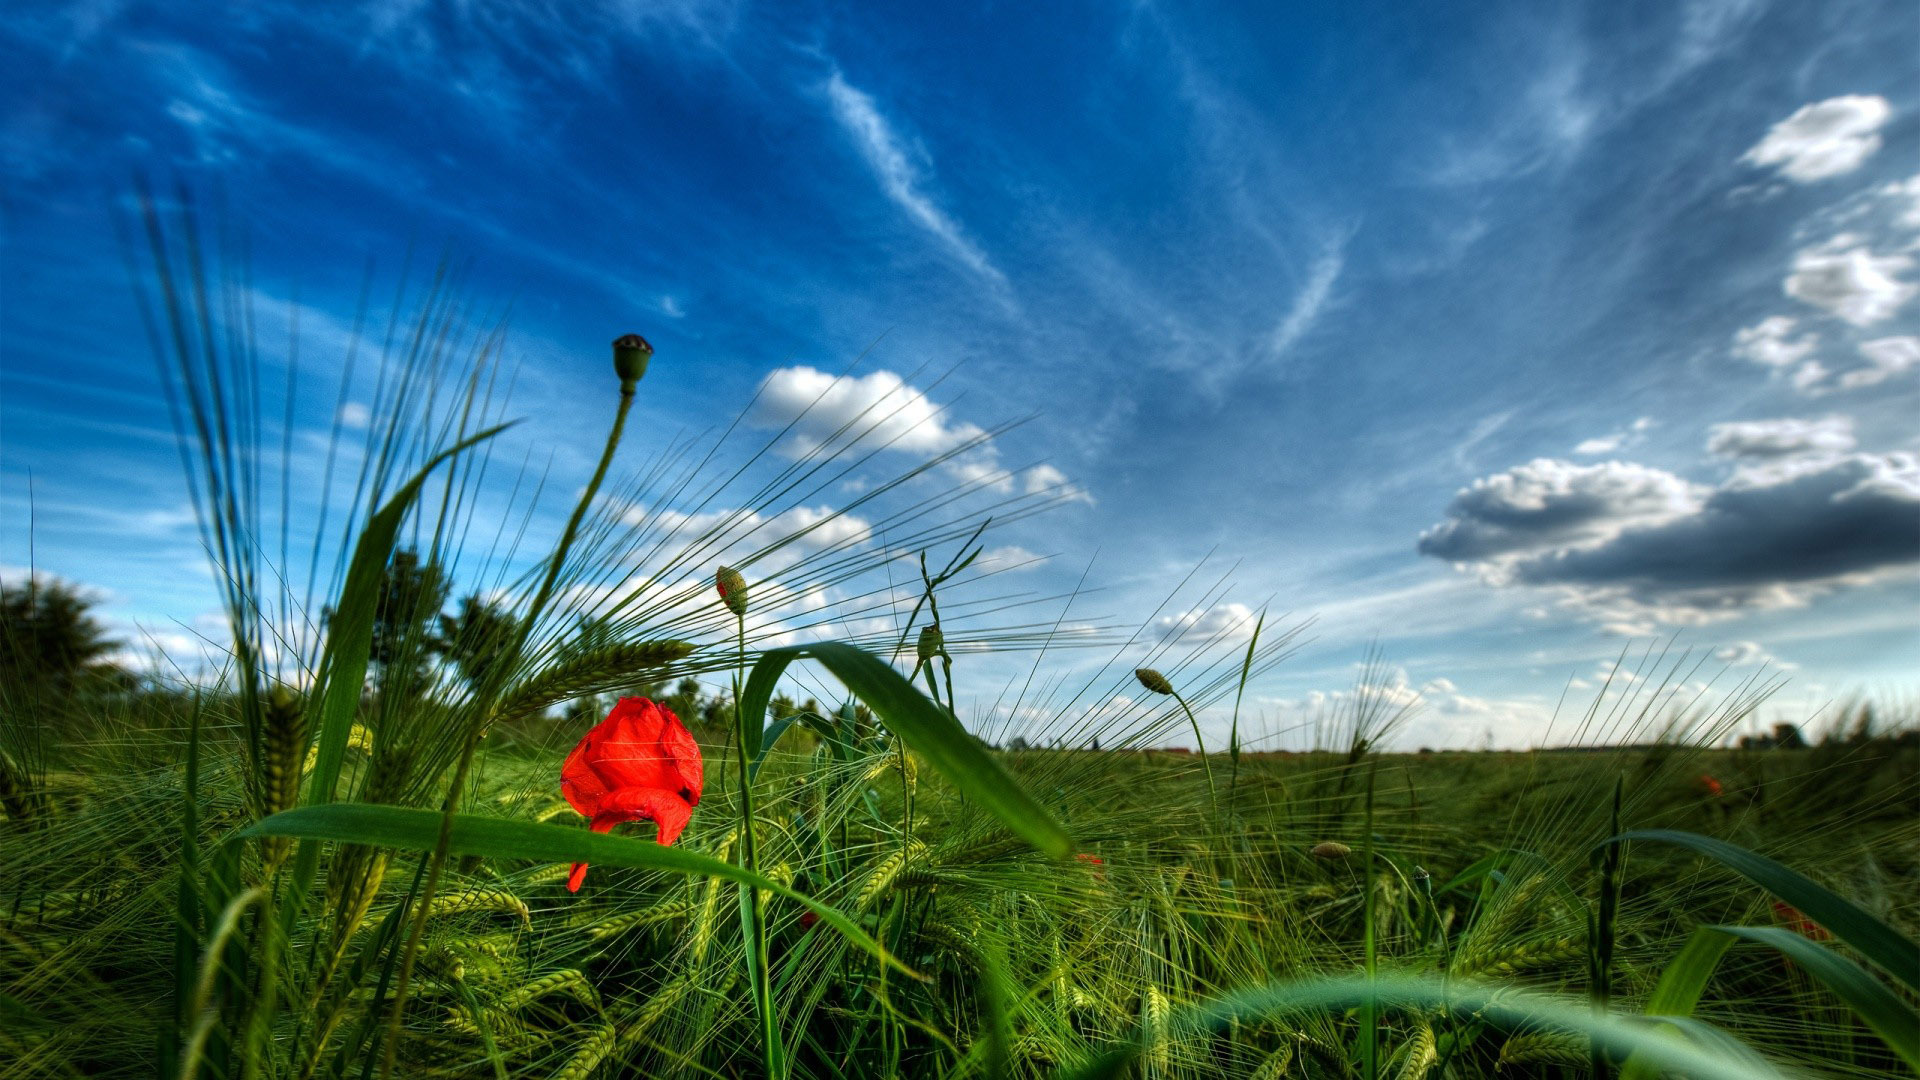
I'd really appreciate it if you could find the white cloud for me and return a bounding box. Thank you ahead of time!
[748,366,988,458]
[1882,174,1920,229]
[1784,235,1916,326]
[1155,601,1260,643]
[1021,463,1094,505]
[1706,416,1855,460]
[972,545,1046,573]
[1573,416,1653,456]
[1731,316,1817,368]
[1740,95,1891,183]
[1269,234,1345,358]
[1417,459,1704,563]
[623,503,874,577]
[1714,640,1795,670]
[823,70,1004,286]
[1840,336,1920,390]
[338,402,371,429]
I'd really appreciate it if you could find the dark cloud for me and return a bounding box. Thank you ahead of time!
[1509,454,1917,592]
[1420,453,1920,622]
[1416,459,1699,562]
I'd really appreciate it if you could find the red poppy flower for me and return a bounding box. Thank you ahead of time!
[1697,774,1723,798]
[560,697,704,892]
[1772,901,1832,941]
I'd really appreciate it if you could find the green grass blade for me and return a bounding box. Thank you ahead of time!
[740,642,1071,858]
[1047,974,1796,1080]
[1602,829,1920,994]
[1713,925,1920,1073]
[246,803,919,979]
[302,423,514,807]
[1620,927,1739,1080]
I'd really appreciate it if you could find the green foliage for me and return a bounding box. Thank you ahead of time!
[0,577,120,691]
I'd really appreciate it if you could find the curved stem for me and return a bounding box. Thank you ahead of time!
[1169,689,1218,810]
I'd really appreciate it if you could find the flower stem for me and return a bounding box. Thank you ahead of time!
[1168,688,1218,811]
[732,612,782,1078]
[378,364,638,1080]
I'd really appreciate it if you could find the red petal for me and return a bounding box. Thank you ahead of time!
[597,787,697,845]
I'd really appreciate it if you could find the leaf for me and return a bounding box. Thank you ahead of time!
[304,423,513,807]
[246,804,918,979]
[1711,925,1920,1073]
[1046,974,1795,1080]
[1620,926,1739,1080]
[740,642,1071,859]
[1600,830,1920,994]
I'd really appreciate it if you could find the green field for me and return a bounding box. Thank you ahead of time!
[3,231,1916,1079]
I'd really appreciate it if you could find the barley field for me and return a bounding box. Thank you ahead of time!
[1,207,1914,1080]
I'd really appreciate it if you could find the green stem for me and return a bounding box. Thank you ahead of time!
[733,613,782,1078]
[1591,775,1624,1080]
[1168,689,1218,810]
[377,376,637,1080]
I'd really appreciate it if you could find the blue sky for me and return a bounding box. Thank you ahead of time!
[3,0,1916,748]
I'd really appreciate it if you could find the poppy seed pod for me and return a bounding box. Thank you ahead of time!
[1310,841,1352,861]
[916,623,944,663]
[612,333,653,387]
[1134,668,1173,696]
[715,565,747,617]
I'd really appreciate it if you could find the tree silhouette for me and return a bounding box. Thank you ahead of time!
[364,548,450,699]
[0,577,119,691]
[438,593,519,692]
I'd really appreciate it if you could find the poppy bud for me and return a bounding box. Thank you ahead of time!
[715,566,747,617]
[1310,841,1351,861]
[612,333,653,387]
[917,623,943,663]
[1134,668,1173,696]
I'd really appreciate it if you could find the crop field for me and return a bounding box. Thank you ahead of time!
[2,214,1916,1080]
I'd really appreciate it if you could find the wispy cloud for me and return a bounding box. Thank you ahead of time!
[823,69,1006,289]
[1269,233,1347,360]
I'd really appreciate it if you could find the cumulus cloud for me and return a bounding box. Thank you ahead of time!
[1740,95,1891,183]
[1155,601,1260,643]
[1420,453,1920,626]
[1706,416,1855,460]
[1784,235,1916,327]
[1714,641,1795,670]
[1021,463,1094,504]
[749,366,988,458]
[1416,459,1703,563]
[824,70,1004,286]
[971,545,1046,573]
[1731,316,1817,369]
[624,503,874,577]
[1883,174,1920,229]
[1842,336,1920,391]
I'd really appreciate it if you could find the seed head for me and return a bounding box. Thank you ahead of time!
[916,623,944,663]
[1310,841,1352,861]
[715,565,747,617]
[612,333,653,387]
[1134,668,1173,696]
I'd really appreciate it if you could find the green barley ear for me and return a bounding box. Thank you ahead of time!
[259,685,307,870]
[1311,841,1352,860]
[495,640,697,723]
[1134,668,1173,695]
[612,332,653,389]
